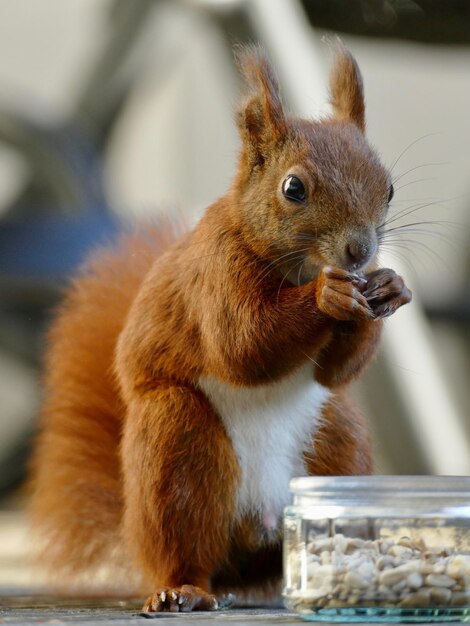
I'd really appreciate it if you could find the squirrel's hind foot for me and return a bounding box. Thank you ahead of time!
[142,585,230,613]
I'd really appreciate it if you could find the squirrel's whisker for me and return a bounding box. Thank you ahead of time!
[388,132,442,174]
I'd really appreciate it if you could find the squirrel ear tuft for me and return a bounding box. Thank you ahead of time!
[329,42,365,132]
[235,45,287,167]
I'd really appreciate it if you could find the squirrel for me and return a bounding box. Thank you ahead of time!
[30,45,411,612]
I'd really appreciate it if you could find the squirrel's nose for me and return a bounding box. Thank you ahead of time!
[346,240,370,266]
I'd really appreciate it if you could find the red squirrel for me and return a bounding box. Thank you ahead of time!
[30,45,411,611]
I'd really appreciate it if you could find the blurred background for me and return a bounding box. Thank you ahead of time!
[0,0,469,590]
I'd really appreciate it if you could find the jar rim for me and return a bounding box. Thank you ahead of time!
[290,475,470,499]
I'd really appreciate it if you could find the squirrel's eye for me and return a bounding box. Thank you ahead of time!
[388,184,394,203]
[282,175,306,203]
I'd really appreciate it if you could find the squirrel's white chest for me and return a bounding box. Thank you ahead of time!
[198,364,330,529]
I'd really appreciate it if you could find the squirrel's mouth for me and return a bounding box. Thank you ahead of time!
[275,244,378,286]
[344,258,374,273]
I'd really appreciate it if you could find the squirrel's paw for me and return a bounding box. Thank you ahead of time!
[316,266,374,321]
[142,585,219,613]
[363,268,412,319]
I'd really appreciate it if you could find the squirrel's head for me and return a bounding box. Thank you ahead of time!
[232,44,392,284]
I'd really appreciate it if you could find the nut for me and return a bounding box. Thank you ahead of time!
[429,586,452,605]
[425,574,456,588]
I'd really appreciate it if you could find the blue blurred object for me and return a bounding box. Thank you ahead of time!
[0,212,120,281]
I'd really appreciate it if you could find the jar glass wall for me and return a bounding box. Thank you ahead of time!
[283,476,470,622]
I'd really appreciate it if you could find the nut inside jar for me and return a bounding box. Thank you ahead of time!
[285,526,470,613]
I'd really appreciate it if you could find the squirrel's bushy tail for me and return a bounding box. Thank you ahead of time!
[29,221,180,592]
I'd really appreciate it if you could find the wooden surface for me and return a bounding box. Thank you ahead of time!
[1,596,462,626]
[0,596,297,625]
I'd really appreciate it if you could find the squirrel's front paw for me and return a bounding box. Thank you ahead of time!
[316,266,374,321]
[143,585,219,613]
[363,268,412,319]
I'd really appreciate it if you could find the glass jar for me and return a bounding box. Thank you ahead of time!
[283,476,470,622]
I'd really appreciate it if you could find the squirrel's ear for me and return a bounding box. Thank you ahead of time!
[235,46,287,167]
[329,43,365,132]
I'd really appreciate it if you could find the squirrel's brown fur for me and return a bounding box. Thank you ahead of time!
[30,45,411,610]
